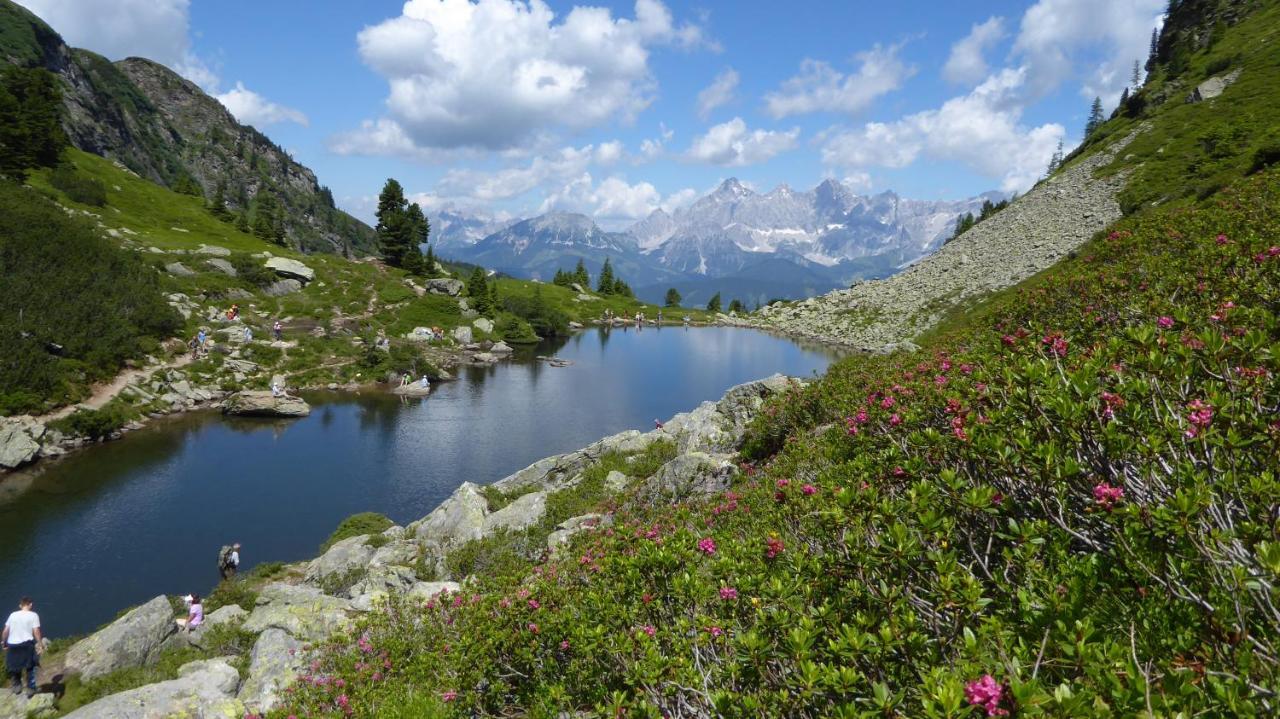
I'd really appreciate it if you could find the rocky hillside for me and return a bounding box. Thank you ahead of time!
[756,132,1136,350]
[0,0,375,255]
[756,0,1279,350]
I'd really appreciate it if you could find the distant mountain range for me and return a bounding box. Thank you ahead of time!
[440,178,1000,306]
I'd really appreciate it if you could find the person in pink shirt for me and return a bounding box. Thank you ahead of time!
[176,594,203,632]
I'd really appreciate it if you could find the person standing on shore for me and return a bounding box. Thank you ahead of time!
[273,320,283,341]
[2,597,42,697]
[218,543,241,580]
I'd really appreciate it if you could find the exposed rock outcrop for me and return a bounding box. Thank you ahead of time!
[61,658,243,719]
[222,391,311,418]
[426,278,464,296]
[0,421,41,469]
[264,257,316,283]
[754,131,1142,350]
[64,596,176,681]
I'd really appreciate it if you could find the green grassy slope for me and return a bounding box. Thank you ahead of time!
[267,3,1280,716]
[6,148,687,417]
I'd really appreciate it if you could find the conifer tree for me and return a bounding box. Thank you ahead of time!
[573,259,590,288]
[235,211,250,233]
[664,287,682,307]
[706,292,722,313]
[597,259,616,295]
[467,267,490,314]
[375,178,415,268]
[1131,59,1143,89]
[1046,139,1065,176]
[424,244,437,277]
[209,181,231,222]
[1145,28,1160,72]
[1084,96,1105,137]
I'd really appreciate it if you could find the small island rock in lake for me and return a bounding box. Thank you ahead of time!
[222,391,311,417]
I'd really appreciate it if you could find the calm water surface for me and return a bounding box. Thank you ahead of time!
[0,327,836,635]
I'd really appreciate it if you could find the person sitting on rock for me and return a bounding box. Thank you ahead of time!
[176,594,203,632]
[3,597,42,698]
[226,304,239,321]
[400,372,411,387]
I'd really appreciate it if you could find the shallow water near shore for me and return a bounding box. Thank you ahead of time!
[0,327,837,636]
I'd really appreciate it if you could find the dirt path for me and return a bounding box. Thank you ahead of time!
[37,353,195,422]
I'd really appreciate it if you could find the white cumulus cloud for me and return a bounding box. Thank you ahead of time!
[943,17,1006,85]
[540,173,691,225]
[216,82,309,127]
[764,43,913,118]
[348,0,709,153]
[1013,0,1163,104]
[686,117,799,167]
[821,68,1065,193]
[17,0,217,88]
[696,68,739,119]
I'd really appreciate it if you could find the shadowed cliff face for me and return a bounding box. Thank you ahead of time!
[0,0,376,255]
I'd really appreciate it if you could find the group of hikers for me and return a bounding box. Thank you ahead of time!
[598,309,690,326]
[2,542,242,696]
[189,315,285,359]
[399,372,431,389]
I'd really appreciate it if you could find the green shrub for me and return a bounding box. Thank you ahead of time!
[50,162,107,206]
[228,251,278,288]
[1249,141,1280,174]
[496,314,538,344]
[49,402,134,439]
[204,578,258,613]
[321,511,394,552]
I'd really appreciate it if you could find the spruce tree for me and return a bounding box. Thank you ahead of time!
[1046,139,1065,176]
[664,287,682,307]
[1131,60,1143,89]
[597,259,616,295]
[235,211,250,233]
[467,267,490,314]
[1084,96,1104,137]
[1145,28,1160,72]
[424,244,437,277]
[252,194,278,243]
[706,292,722,313]
[573,259,590,288]
[728,299,745,314]
[209,181,231,222]
[375,178,415,267]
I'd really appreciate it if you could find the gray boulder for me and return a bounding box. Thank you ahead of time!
[452,326,473,344]
[646,452,735,499]
[305,535,375,585]
[426,278,464,296]
[604,470,629,493]
[349,565,419,611]
[205,258,237,276]
[0,422,41,469]
[264,257,315,282]
[222,391,310,418]
[482,491,546,534]
[370,539,419,567]
[61,658,243,719]
[492,429,651,494]
[0,690,55,719]
[473,317,494,334]
[263,279,302,297]
[490,341,514,354]
[242,583,352,642]
[164,262,195,277]
[1187,69,1241,102]
[64,596,176,681]
[547,513,611,551]
[194,244,231,257]
[407,581,462,602]
[410,482,487,552]
[238,629,304,713]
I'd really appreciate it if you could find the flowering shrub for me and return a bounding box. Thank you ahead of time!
[274,170,1280,717]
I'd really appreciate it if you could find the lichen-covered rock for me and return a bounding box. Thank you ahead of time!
[452,326,473,344]
[426,278,464,296]
[646,452,735,498]
[0,421,41,470]
[242,583,351,642]
[473,317,494,334]
[238,628,304,713]
[482,491,546,534]
[407,581,462,602]
[305,535,374,585]
[370,538,419,567]
[546,513,611,551]
[64,596,176,681]
[349,565,419,611]
[222,391,310,417]
[264,257,315,282]
[263,279,302,297]
[61,658,243,719]
[409,482,487,552]
[492,430,653,493]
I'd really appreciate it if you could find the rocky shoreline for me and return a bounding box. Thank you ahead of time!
[0,374,799,718]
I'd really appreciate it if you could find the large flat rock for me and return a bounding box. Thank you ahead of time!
[264,257,315,282]
[242,583,352,642]
[237,628,304,713]
[222,391,310,417]
[61,658,243,719]
[64,596,176,681]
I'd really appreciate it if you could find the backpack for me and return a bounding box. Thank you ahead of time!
[218,545,233,568]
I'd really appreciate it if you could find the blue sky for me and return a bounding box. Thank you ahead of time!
[17,0,1163,227]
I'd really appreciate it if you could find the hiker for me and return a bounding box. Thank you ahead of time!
[272,321,283,341]
[270,382,282,398]
[2,597,42,698]
[188,336,200,360]
[218,544,241,580]
[243,326,253,343]
[226,304,239,321]
[657,310,663,324]
[400,372,411,387]
[654,418,664,430]
[176,594,203,632]
[419,375,430,389]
